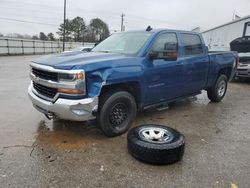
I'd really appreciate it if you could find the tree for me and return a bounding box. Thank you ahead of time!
[89,18,110,41]
[32,35,39,40]
[0,33,3,37]
[71,16,86,42]
[57,19,72,41]
[47,32,55,41]
[57,17,110,42]
[39,32,48,40]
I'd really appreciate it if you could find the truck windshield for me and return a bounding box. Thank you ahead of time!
[92,32,152,55]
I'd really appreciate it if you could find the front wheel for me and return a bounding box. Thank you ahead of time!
[207,74,228,102]
[97,90,137,137]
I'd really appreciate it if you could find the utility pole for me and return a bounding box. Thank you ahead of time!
[121,13,125,32]
[62,0,66,51]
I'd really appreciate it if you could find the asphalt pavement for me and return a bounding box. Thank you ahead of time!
[0,55,249,188]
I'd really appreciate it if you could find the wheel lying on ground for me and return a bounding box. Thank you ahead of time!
[127,125,185,165]
[97,90,137,137]
[207,74,228,102]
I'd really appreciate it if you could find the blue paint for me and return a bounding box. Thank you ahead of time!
[32,29,237,108]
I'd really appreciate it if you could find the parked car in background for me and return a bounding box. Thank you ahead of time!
[230,36,250,79]
[63,46,93,53]
[28,28,238,137]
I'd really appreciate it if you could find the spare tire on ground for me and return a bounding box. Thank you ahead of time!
[127,124,185,165]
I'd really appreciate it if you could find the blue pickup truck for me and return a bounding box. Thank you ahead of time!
[28,28,238,137]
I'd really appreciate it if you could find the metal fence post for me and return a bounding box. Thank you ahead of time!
[6,39,10,55]
[33,40,35,55]
[21,40,24,55]
[51,42,53,53]
[58,40,60,53]
[43,41,45,54]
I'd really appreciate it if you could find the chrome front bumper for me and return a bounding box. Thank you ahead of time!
[28,84,98,121]
[236,66,250,78]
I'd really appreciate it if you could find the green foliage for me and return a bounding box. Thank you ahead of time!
[56,19,72,41]
[57,16,110,42]
[32,35,39,40]
[39,32,48,40]
[47,33,55,41]
[90,18,110,41]
[71,16,86,42]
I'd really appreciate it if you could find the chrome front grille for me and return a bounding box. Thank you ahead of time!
[33,82,58,99]
[32,67,58,82]
[239,57,250,65]
[30,63,85,102]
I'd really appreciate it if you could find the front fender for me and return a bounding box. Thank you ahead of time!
[86,65,145,100]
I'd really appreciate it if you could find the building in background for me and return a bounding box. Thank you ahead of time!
[202,15,250,51]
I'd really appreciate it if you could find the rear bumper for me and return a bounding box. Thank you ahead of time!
[28,84,98,121]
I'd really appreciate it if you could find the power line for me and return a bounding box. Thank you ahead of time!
[0,11,62,23]
[0,17,58,26]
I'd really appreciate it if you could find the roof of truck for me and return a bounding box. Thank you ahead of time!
[120,28,200,35]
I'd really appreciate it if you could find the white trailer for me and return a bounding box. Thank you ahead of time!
[202,15,250,51]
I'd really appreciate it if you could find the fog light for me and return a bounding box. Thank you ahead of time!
[71,109,87,116]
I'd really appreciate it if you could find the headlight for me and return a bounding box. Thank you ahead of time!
[58,71,86,95]
[58,72,85,81]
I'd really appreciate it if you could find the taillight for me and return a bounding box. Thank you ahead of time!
[236,56,240,68]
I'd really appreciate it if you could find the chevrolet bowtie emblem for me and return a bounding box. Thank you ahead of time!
[35,76,40,82]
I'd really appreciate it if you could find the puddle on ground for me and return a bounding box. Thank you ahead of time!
[34,93,211,150]
[36,119,104,150]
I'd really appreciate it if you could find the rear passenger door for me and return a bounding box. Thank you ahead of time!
[180,33,209,95]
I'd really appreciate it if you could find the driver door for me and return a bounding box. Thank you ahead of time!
[144,32,184,105]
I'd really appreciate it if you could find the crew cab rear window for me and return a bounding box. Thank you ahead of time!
[181,33,203,55]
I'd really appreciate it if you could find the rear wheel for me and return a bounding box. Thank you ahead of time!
[97,90,137,137]
[207,74,227,102]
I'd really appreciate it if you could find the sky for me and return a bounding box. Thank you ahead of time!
[0,0,250,36]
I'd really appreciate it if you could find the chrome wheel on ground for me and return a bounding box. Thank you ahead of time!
[139,127,174,144]
[127,125,185,165]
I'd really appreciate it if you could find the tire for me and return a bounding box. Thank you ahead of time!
[127,125,185,165]
[207,74,228,102]
[97,90,137,137]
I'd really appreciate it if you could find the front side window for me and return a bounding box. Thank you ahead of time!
[151,33,178,58]
[181,33,203,56]
[92,32,152,55]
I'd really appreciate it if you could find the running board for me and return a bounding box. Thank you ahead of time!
[156,104,169,111]
[144,101,169,111]
[144,91,202,111]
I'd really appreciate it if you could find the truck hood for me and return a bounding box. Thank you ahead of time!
[32,51,133,70]
[230,36,250,53]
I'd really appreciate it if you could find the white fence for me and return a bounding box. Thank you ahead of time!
[0,37,94,55]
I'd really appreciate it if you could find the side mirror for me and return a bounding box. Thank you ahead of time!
[147,51,158,59]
